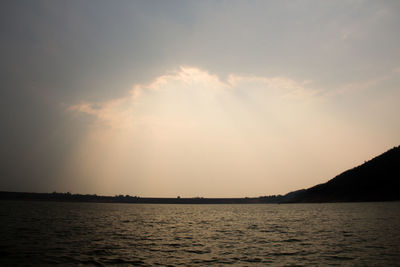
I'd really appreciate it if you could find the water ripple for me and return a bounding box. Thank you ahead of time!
[1,201,400,266]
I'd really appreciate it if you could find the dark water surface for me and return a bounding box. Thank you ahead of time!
[1,201,400,266]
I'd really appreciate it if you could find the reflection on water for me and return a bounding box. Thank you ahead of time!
[1,201,400,266]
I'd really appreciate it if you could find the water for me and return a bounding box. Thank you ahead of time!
[1,201,400,266]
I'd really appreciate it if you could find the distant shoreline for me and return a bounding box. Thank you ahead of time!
[2,144,399,205]
[2,191,400,204]
[0,191,284,204]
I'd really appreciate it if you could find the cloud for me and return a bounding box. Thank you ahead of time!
[325,69,397,97]
[64,66,331,196]
[68,66,317,130]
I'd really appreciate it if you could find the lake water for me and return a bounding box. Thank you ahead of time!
[1,201,400,266]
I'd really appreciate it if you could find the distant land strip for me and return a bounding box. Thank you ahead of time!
[0,191,283,204]
[1,145,399,204]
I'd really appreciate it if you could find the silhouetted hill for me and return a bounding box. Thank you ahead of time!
[283,146,400,203]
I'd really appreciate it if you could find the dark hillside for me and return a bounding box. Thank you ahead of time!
[284,146,400,202]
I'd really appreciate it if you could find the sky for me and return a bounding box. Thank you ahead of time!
[1,0,399,197]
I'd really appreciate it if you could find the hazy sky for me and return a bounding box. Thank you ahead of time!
[1,0,399,197]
